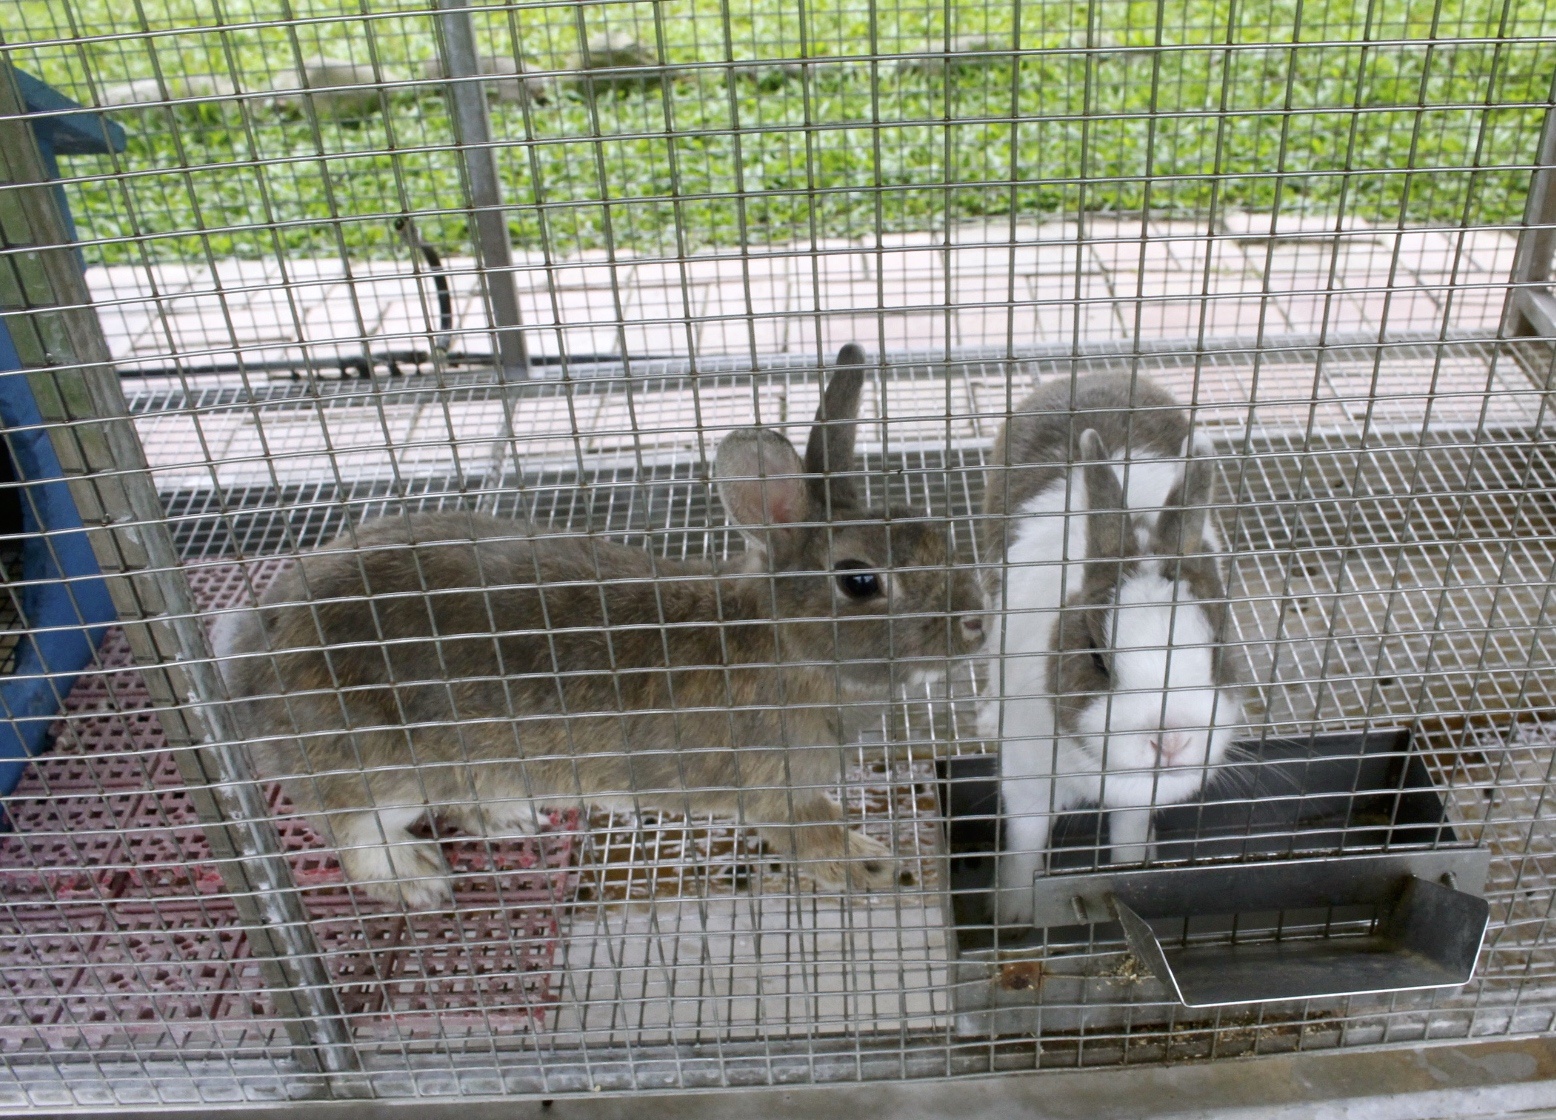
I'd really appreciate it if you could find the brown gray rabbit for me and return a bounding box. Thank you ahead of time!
[211,344,984,909]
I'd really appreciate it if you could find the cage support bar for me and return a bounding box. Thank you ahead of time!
[0,66,359,1081]
[13,1035,1556,1117]
[1513,287,1556,339]
[436,0,529,379]
[1505,105,1556,339]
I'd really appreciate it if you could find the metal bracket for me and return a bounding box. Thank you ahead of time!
[1031,849,1492,1007]
[1511,286,1556,339]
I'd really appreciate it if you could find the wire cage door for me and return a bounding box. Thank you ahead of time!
[0,0,1555,1110]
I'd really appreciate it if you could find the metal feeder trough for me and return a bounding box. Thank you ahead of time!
[938,729,1491,1034]
[1043,851,1489,1008]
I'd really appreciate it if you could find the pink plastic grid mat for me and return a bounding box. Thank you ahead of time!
[0,560,581,1054]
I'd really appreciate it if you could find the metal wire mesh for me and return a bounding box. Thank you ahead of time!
[1,0,1555,1108]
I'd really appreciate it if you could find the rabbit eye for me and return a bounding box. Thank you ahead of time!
[1089,646,1110,678]
[834,560,882,600]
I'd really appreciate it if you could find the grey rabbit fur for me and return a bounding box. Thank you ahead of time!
[211,344,985,909]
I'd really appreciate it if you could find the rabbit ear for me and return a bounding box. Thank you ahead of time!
[716,428,811,541]
[1079,429,1129,561]
[1155,436,1211,555]
[804,344,867,513]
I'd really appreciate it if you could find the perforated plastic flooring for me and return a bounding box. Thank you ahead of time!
[0,562,579,1055]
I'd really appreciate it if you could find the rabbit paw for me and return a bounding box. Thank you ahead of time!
[805,829,913,892]
[448,799,545,839]
[342,839,454,912]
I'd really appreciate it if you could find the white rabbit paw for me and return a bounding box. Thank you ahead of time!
[342,838,454,912]
[804,829,913,892]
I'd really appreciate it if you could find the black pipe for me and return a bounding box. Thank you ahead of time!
[394,215,453,352]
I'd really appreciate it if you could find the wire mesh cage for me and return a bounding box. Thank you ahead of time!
[1,0,1555,1109]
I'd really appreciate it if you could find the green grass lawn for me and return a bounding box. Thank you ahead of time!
[7,0,1555,266]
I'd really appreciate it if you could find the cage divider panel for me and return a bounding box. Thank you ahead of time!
[0,68,356,1076]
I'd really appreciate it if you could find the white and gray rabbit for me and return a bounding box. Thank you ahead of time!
[979,373,1245,924]
[210,344,984,910]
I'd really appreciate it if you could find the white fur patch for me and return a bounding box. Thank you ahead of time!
[207,608,244,659]
[997,477,1089,652]
[1109,573,1217,696]
[1069,571,1240,806]
[1108,451,1179,536]
[334,806,453,909]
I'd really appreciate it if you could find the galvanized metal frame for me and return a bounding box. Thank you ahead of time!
[8,1034,1556,1117]
[434,0,527,381]
[0,65,353,1083]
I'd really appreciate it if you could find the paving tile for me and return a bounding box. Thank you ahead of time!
[1024,271,1116,305]
[619,322,696,359]
[951,306,1017,348]
[1201,294,1292,337]
[518,325,623,360]
[702,275,792,318]
[869,278,952,310]
[620,279,710,325]
[1455,228,1520,277]
[1219,209,1375,239]
[1445,286,1515,334]
[1027,302,1125,343]
[1086,234,1184,276]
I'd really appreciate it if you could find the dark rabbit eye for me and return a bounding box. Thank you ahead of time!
[834,560,882,600]
[1089,646,1110,678]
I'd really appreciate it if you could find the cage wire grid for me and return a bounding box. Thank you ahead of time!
[0,0,1554,1107]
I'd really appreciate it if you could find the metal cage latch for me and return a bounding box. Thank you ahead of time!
[1032,850,1492,1007]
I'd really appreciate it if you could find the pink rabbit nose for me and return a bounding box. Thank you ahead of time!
[1152,732,1193,765]
[960,615,984,640]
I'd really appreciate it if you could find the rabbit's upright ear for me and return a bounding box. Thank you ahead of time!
[1078,429,1129,561]
[716,429,811,554]
[804,344,868,515]
[1155,436,1211,555]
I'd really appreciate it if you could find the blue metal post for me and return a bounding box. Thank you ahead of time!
[0,68,126,797]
